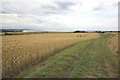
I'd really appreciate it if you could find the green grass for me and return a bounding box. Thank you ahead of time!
[17,34,118,78]
[69,34,118,78]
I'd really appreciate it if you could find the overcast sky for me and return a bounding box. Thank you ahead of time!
[0,0,119,31]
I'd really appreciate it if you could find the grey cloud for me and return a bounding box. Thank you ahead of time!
[0,9,18,14]
[0,11,9,14]
[55,2,75,10]
[93,6,104,11]
[1,1,75,16]
[42,2,75,10]
[41,5,59,14]
[42,5,58,10]
[1,2,43,15]
[41,2,75,15]
[1,2,27,14]
[36,19,48,24]
[92,3,105,11]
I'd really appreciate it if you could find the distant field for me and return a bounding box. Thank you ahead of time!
[2,32,100,77]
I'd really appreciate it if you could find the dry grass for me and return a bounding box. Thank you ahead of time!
[2,33,99,77]
[0,36,2,78]
[109,32,119,53]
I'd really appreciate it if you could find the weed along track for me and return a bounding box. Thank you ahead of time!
[17,34,118,78]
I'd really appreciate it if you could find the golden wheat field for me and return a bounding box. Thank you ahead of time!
[2,33,100,77]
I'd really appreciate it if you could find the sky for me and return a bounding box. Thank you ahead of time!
[0,0,119,31]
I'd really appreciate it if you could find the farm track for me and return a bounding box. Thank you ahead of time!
[69,34,118,78]
[17,34,118,78]
[64,40,96,78]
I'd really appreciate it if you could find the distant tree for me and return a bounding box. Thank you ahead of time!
[4,32,8,35]
[74,30,80,33]
[74,30,85,33]
[95,30,105,33]
[101,31,105,33]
